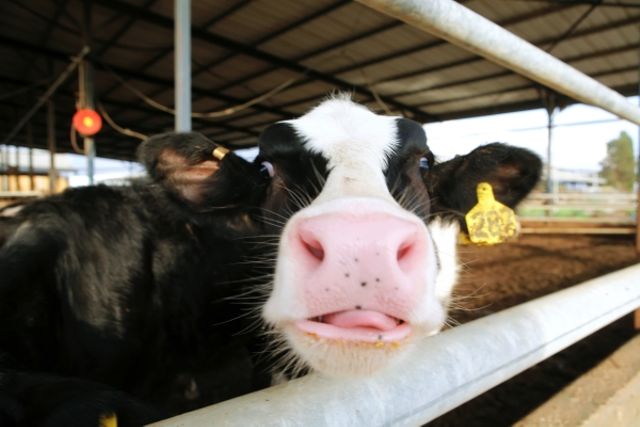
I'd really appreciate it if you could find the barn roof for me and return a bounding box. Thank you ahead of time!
[0,0,638,161]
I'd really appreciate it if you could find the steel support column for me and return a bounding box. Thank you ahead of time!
[82,0,95,185]
[46,99,57,194]
[175,0,191,131]
[634,32,640,329]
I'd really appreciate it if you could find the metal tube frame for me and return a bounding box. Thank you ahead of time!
[356,0,640,125]
[174,0,191,132]
[150,264,640,426]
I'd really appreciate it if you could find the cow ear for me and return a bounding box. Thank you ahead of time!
[426,143,542,219]
[138,132,266,209]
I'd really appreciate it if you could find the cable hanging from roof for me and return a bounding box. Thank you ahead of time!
[102,64,297,119]
[97,103,148,141]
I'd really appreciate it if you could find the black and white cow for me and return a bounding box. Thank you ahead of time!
[256,96,540,377]
[0,96,541,426]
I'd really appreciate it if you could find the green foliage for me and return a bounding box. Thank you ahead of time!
[599,131,636,192]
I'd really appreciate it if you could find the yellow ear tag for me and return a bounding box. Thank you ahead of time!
[464,182,519,245]
[99,413,118,427]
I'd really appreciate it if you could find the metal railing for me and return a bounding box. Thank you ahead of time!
[150,0,640,425]
[151,265,640,427]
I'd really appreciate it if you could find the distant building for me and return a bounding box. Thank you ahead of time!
[542,167,605,192]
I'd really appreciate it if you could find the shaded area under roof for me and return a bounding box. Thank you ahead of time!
[0,0,638,161]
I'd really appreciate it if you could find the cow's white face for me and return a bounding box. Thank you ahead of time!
[260,97,459,377]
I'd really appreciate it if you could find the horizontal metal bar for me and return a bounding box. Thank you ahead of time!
[356,0,640,125]
[150,264,640,426]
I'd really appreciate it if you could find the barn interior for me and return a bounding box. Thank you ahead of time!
[1,1,640,426]
[0,0,638,160]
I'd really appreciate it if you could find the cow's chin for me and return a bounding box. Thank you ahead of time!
[281,322,418,377]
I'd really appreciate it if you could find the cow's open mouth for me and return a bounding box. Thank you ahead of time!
[295,309,411,343]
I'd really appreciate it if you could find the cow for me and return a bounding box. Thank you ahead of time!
[0,133,271,425]
[0,95,541,426]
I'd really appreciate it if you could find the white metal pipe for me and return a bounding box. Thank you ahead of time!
[356,0,640,125]
[150,264,640,427]
[174,0,192,131]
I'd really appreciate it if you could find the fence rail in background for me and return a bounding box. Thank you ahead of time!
[518,192,637,220]
[150,265,640,427]
[520,219,636,235]
[0,190,43,208]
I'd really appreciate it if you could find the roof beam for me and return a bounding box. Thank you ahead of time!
[93,0,157,58]
[374,13,640,93]
[318,3,579,84]
[195,3,578,126]
[389,41,640,99]
[128,1,351,132]
[414,63,640,109]
[0,74,260,144]
[157,0,350,100]
[195,21,403,106]
[97,0,252,104]
[0,34,294,121]
[90,0,435,122]
[201,1,575,107]
[358,0,640,124]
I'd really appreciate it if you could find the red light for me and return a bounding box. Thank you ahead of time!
[73,109,102,136]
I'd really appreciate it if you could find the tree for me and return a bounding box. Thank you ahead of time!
[599,131,636,191]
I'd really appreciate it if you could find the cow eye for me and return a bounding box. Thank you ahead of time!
[419,157,430,170]
[260,161,275,178]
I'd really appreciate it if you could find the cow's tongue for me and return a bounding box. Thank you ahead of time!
[295,310,410,343]
[322,310,399,331]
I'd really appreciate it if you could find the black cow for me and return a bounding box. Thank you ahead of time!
[0,96,541,426]
[0,133,271,425]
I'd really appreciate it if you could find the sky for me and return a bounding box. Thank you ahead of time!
[3,96,638,186]
[425,96,639,172]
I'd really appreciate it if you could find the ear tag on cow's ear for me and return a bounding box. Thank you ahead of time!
[464,182,519,245]
[212,146,230,161]
[99,413,117,427]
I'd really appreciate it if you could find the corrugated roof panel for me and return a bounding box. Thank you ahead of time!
[375,60,505,97]
[148,0,241,29]
[0,3,59,46]
[396,73,530,106]
[465,0,551,24]
[224,112,283,129]
[427,87,540,116]
[231,69,303,96]
[597,70,638,90]
[297,31,417,72]
[258,3,381,60]
[213,0,337,46]
[336,44,475,88]
[206,54,275,85]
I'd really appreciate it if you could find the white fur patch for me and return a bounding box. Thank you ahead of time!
[428,219,460,306]
[285,97,400,204]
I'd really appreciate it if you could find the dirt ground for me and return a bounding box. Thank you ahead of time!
[428,234,639,426]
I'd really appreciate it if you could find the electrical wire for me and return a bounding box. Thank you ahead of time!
[97,103,148,141]
[103,64,297,119]
[68,123,85,155]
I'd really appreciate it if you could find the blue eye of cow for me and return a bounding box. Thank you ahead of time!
[419,157,430,170]
[260,161,275,178]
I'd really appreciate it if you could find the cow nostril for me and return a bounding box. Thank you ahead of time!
[397,241,413,262]
[302,236,325,262]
